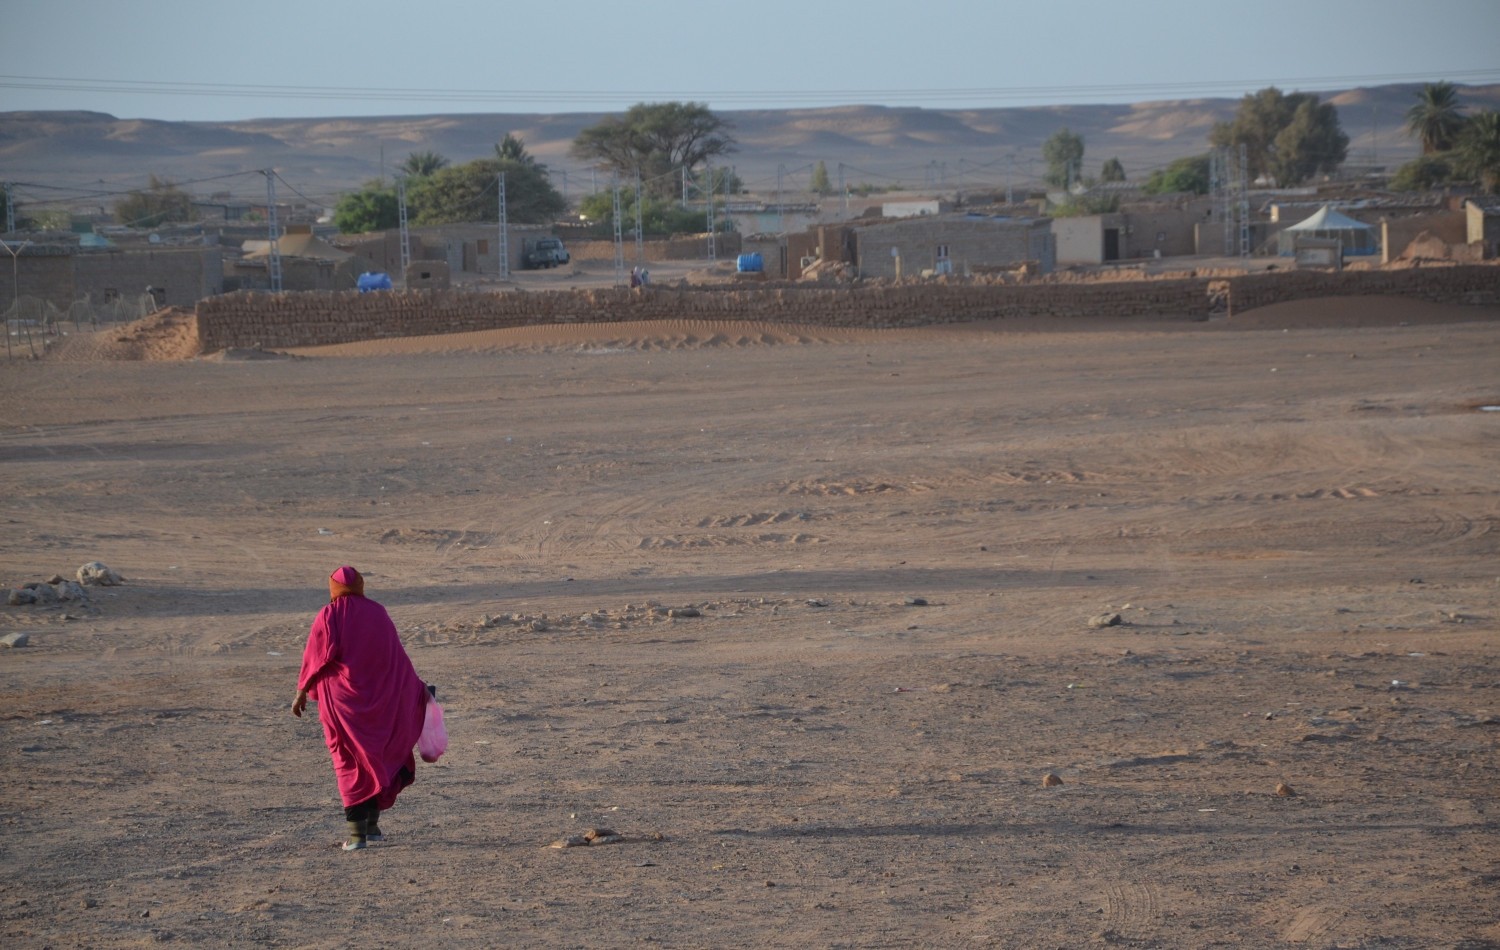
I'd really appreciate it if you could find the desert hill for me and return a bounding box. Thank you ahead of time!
[3,83,1498,202]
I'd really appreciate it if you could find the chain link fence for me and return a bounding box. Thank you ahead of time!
[4,293,158,358]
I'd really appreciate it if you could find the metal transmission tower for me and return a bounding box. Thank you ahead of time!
[705,165,716,262]
[838,162,848,218]
[263,170,282,293]
[497,172,510,279]
[633,175,644,265]
[3,182,13,234]
[611,178,625,285]
[396,176,411,280]
[1213,147,1233,257]
[776,164,786,234]
[1237,144,1251,258]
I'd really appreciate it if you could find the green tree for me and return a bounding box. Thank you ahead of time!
[495,133,540,168]
[1268,98,1350,185]
[113,175,197,228]
[1388,154,1454,192]
[1099,157,1126,182]
[409,157,566,225]
[811,160,833,195]
[1405,81,1467,155]
[572,102,735,198]
[1210,87,1346,185]
[400,151,449,178]
[1042,128,1085,188]
[333,180,399,233]
[576,190,716,236]
[1453,110,1500,193]
[1142,154,1213,195]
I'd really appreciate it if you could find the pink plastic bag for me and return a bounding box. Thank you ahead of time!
[418,697,448,763]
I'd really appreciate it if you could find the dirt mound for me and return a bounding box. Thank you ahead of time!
[42,307,202,361]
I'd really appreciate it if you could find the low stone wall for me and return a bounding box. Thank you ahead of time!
[1224,265,1500,315]
[567,233,743,262]
[194,264,1500,352]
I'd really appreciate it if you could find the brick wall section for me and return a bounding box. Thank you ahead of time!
[1225,265,1500,315]
[2,246,220,310]
[193,264,1500,353]
[567,233,743,263]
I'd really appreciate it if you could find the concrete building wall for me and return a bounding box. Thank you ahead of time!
[1054,216,1107,265]
[854,216,1051,278]
[2,245,221,310]
[1467,202,1500,257]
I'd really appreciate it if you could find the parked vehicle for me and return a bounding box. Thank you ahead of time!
[522,237,569,269]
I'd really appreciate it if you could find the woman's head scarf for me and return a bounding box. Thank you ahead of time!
[329,565,364,600]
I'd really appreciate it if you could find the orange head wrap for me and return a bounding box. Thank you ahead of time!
[328,565,364,600]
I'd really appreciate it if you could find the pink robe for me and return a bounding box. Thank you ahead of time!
[298,595,428,809]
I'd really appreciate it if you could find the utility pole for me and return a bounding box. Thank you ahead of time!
[1238,143,1250,258]
[396,176,411,281]
[3,182,13,234]
[839,162,847,218]
[705,165,716,262]
[263,170,282,293]
[634,174,644,265]
[497,172,510,279]
[776,163,785,234]
[611,176,625,285]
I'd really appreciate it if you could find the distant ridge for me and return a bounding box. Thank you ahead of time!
[3,83,1497,201]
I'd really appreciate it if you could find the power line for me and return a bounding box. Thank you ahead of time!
[3,69,1498,109]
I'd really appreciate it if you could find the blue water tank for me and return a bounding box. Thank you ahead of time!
[736,253,763,273]
[357,272,393,292]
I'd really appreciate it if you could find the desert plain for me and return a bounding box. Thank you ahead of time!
[1,293,1498,948]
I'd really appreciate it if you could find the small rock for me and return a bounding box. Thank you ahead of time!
[528,619,549,633]
[806,598,828,608]
[549,835,589,848]
[1,633,30,648]
[77,562,124,587]
[1042,772,1064,787]
[52,581,87,603]
[903,596,928,607]
[589,834,624,845]
[1275,782,1295,797]
[46,575,65,585]
[1088,613,1123,628]
[668,606,700,618]
[7,589,37,607]
[82,898,98,909]
[583,828,616,841]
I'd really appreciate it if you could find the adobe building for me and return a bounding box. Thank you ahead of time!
[852,213,1054,278]
[1466,198,1500,258]
[0,238,222,311]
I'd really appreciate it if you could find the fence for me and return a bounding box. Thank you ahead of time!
[4,293,159,358]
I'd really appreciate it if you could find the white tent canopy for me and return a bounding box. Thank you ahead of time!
[1278,204,1378,256]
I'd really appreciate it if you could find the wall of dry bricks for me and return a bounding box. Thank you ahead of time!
[194,264,1500,353]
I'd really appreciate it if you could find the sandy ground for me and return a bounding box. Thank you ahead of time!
[2,296,1499,949]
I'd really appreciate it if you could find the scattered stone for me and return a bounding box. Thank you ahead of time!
[549,835,589,848]
[45,575,65,585]
[903,596,928,606]
[1042,772,1064,787]
[806,598,828,608]
[77,562,124,586]
[53,581,87,602]
[1,633,30,648]
[528,619,549,633]
[1275,782,1296,797]
[1088,613,1123,628]
[590,834,625,846]
[583,828,616,842]
[24,583,60,605]
[7,589,37,607]
[668,606,700,618]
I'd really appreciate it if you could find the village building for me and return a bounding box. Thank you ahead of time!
[849,213,1054,278]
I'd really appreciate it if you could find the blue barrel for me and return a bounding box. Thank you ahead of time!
[357,272,393,292]
[736,253,763,273]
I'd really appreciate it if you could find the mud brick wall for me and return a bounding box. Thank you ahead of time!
[567,233,743,262]
[1223,265,1500,315]
[193,265,1500,353]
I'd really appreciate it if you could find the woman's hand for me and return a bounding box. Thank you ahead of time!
[291,689,309,718]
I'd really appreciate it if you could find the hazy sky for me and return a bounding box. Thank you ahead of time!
[3,0,1498,121]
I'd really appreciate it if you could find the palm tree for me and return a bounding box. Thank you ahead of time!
[400,150,449,178]
[494,133,540,169]
[1405,81,1466,155]
[1454,111,1500,193]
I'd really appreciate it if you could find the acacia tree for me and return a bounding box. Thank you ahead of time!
[1042,128,1085,188]
[333,180,399,233]
[1210,87,1347,185]
[572,102,734,197]
[1100,157,1126,182]
[1142,155,1212,195]
[1406,81,1466,155]
[409,157,565,225]
[114,175,197,228]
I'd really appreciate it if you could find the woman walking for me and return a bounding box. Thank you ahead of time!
[292,566,430,850]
